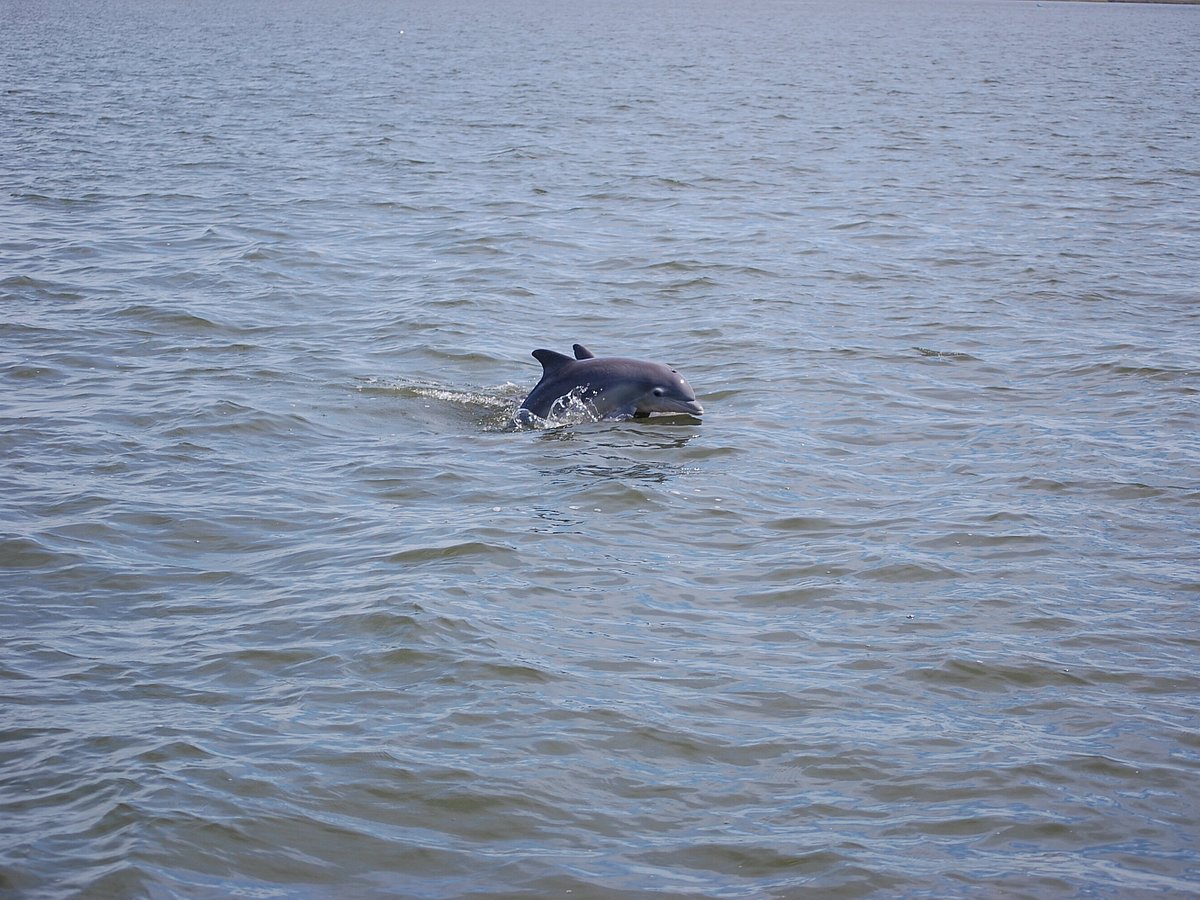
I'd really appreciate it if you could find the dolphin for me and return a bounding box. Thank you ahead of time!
[517,343,704,422]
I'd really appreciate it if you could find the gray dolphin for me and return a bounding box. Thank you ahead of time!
[517,343,704,422]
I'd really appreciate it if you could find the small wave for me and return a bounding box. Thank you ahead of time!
[358,377,520,431]
[0,535,76,571]
[383,540,514,565]
[357,378,513,409]
[158,400,320,440]
[913,347,981,362]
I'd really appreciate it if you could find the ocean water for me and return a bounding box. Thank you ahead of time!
[3,0,1199,896]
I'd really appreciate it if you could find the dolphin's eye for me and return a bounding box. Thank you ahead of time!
[653,387,665,397]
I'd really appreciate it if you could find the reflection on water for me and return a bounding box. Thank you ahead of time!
[531,421,702,484]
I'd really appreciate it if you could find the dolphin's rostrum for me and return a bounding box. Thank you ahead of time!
[517,343,703,424]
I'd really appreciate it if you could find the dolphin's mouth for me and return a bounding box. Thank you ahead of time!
[672,399,704,416]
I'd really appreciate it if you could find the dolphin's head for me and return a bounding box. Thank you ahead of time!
[621,362,703,418]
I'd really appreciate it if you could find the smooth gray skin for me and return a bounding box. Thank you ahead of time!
[518,343,704,421]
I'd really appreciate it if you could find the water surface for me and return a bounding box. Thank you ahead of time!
[2,0,1199,896]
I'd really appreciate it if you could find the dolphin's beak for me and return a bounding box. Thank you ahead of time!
[644,396,703,417]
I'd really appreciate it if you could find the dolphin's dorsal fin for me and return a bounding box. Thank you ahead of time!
[572,343,596,360]
[532,348,575,373]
